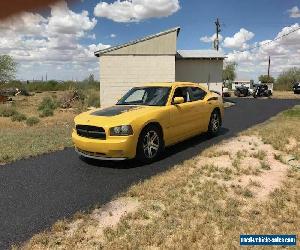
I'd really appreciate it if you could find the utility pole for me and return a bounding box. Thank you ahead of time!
[214,18,221,51]
[267,56,271,82]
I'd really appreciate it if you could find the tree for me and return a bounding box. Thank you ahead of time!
[275,67,300,91]
[258,75,275,83]
[88,74,95,84]
[0,55,17,83]
[222,62,237,82]
[83,73,96,85]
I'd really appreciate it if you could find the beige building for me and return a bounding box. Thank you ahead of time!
[95,27,225,107]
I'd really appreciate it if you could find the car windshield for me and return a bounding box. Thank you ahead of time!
[116,87,171,106]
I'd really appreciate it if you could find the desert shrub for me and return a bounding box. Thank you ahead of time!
[86,91,100,107]
[275,67,300,91]
[11,112,27,122]
[38,97,57,111]
[0,106,18,117]
[26,117,40,126]
[39,107,54,117]
[1,79,100,92]
[38,97,57,117]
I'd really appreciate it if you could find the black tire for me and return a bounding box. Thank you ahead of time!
[136,125,164,163]
[208,110,221,136]
[234,90,241,97]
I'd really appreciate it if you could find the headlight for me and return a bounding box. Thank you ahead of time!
[110,125,133,136]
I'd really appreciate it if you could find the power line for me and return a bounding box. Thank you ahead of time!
[230,26,300,54]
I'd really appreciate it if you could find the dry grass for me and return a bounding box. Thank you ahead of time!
[0,91,78,164]
[242,105,300,158]
[16,105,300,249]
[272,91,300,99]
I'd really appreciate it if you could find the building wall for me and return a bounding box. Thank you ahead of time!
[175,59,223,93]
[105,31,177,55]
[100,55,175,107]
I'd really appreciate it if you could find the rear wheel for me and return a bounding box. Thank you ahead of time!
[234,90,241,97]
[208,110,221,136]
[136,125,163,163]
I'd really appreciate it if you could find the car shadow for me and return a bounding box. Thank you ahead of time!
[82,127,230,169]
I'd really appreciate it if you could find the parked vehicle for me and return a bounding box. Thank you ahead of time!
[293,82,300,94]
[252,84,272,98]
[234,85,251,97]
[222,87,231,97]
[72,82,224,163]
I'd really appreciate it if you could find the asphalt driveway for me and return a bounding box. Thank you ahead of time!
[0,98,299,249]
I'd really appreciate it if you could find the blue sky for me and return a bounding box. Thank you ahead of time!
[1,0,300,81]
[75,0,299,49]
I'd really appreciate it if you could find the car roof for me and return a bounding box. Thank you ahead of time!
[141,82,204,88]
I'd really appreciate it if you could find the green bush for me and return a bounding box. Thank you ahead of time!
[0,106,18,117]
[1,79,100,92]
[275,67,300,91]
[38,97,57,117]
[38,97,57,111]
[26,117,40,126]
[39,107,54,117]
[11,112,27,122]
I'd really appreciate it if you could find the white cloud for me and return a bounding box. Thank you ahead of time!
[88,33,96,39]
[0,1,109,80]
[200,33,223,43]
[94,0,180,22]
[110,33,117,38]
[226,23,300,80]
[48,1,97,37]
[288,6,300,18]
[223,28,254,50]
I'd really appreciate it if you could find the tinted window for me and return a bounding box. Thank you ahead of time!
[172,87,191,103]
[189,87,206,101]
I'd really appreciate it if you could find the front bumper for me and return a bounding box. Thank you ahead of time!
[72,131,137,160]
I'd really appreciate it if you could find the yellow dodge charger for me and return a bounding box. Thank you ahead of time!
[72,82,224,163]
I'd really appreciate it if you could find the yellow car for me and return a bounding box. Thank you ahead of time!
[72,82,224,163]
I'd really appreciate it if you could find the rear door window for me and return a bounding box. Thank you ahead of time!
[189,87,207,101]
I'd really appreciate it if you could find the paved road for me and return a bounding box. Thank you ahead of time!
[0,99,299,249]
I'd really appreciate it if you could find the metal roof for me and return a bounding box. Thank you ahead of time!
[94,27,180,57]
[176,50,226,59]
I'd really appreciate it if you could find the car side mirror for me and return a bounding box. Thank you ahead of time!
[173,97,184,105]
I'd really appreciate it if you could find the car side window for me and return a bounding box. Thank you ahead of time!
[172,87,190,103]
[189,87,207,101]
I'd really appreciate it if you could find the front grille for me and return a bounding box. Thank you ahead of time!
[76,125,106,139]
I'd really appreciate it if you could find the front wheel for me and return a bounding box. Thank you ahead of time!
[208,111,221,136]
[136,125,163,163]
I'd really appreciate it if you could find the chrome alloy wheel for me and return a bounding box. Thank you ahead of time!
[143,130,160,159]
[211,113,220,133]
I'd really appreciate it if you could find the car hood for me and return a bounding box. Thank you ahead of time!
[74,105,159,126]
